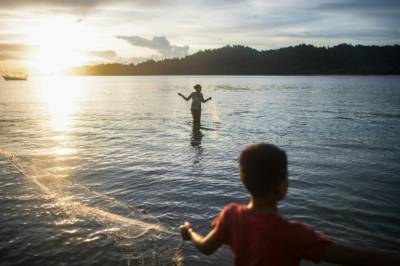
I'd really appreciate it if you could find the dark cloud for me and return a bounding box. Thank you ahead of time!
[81,50,158,65]
[116,56,159,65]
[0,43,37,60]
[314,0,400,40]
[315,0,400,26]
[0,0,168,10]
[0,0,168,15]
[83,50,117,59]
[116,35,189,58]
[281,28,400,41]
[0,0,104,13]
[317,0,400,11]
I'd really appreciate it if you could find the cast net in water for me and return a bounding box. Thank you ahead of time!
[0,149,183,266]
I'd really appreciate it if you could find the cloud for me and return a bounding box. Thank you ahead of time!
[0,0,169,14]
[280,28,400,42]
[0,43,119,62]
[0,33,26,43]
[114,56,158,65]
[0,0,399,64]
[83,50,117,59]
[0,43,37,60]
[0,0,104,14]
[81,50,153,65]
[313,0,400,28]
[116,35,189,58]
[316,0,400,11]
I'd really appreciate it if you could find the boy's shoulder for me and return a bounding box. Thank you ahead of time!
[214,203,245,228]
[220,204,315,230]
[221,203,245,214]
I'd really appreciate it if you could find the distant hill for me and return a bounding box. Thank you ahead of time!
[69,44,400,75]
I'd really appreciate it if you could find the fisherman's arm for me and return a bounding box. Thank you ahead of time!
[202,96,212,103]
[178,93,192,101]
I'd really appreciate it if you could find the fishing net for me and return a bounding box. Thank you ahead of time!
[0,149,183,266]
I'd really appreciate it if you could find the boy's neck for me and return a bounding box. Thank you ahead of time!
[247,197,278,214]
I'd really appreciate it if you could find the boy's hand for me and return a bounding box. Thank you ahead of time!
[179,221,193,241]
[178,93,183,97]
[208,97,212,101]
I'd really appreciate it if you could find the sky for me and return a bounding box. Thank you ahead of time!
[0,0,399,73]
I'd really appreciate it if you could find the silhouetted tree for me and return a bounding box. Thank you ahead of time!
[69,44,400,75]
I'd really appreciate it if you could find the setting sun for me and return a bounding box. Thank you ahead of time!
[28,17,91,73]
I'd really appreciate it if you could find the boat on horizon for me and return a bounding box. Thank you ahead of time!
[2,73,28,81]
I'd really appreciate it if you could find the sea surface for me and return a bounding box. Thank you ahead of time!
[0,75,399,266]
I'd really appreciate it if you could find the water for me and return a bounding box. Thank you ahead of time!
[0,76,399,265]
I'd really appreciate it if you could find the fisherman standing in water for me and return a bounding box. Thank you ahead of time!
[178,84,212,126]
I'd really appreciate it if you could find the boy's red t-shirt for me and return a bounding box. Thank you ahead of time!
[212,203,332,266]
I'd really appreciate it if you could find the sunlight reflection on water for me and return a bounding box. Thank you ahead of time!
[39,77,84,132]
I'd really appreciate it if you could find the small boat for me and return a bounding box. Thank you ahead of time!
[2,73,28,81]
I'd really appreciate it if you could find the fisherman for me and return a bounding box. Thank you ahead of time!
[178,84,212,125]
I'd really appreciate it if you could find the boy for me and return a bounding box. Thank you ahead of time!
[178,84,212,125]
[180,143,399,266]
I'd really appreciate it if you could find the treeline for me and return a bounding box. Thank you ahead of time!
[69,44,400,75]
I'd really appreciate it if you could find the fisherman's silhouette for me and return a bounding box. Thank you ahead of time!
[178,84,212,126]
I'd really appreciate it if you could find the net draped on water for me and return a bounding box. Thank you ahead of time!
[0,148,183,266]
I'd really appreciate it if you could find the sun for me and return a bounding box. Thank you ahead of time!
[28,17,91,74]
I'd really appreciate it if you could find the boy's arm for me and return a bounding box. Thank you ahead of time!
[180,222,223,255]
[322,243,400,266]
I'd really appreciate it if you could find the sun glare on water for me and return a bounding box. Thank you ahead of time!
[38,76,87,156]
[39,76,84,132]
[28,17,91,74]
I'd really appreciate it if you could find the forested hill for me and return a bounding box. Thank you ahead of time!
[69,44,400,75]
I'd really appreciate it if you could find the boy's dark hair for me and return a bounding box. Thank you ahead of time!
[194,84,202,90]
[239,143,288,197]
